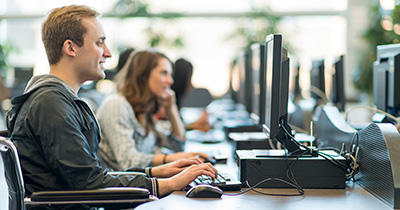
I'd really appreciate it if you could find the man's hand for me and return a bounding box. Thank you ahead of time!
[151,157,203,178]
[157,162,218,196]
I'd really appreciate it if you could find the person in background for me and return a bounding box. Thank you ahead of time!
[6,5,217,209]
[170,58,212,132]
[116,47,135,72]
[96,50,211,171]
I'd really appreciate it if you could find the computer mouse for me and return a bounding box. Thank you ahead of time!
[185,185,223,198]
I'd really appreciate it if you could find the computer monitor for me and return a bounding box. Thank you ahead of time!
[310,59,326,101]
[11,67,34,97]
[292,64,302,103]
[330,55,346,112]
[262,34,316,156]
[229,59,240,104]
[250,43,266,125]
[373,43,400,117]
[236,51,253,112]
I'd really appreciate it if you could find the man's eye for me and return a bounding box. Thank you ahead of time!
[97,41,104,46]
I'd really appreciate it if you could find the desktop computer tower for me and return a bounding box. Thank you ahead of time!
[237,149,346,189]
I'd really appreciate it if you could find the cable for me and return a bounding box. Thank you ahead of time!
[281,119,359,182]
[309,85,330,105]
[289,124,310,135]
[268,138,277,149]
[344,105,400,126]
[223,179,304,197]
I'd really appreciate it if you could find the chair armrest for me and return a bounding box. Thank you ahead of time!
[107,171,147,177]
[30,187,150,201]
[0,130,10,138]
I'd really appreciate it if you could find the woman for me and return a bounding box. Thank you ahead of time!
[97,50,209,170]
[170,58,212,132]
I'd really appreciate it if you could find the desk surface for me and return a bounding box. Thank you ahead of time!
[137,135,392,210]
[136,182,391,210]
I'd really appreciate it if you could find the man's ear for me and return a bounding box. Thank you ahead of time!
[62,40,76,57]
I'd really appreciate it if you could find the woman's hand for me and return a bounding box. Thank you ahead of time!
[159,88,176,109]
[187,110,212,132]
[165,152,210,163]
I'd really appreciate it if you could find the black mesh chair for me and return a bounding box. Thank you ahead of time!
[0,136,157,210]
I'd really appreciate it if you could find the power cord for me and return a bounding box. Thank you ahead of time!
[281,120,360,182]
[223,179,304,197]
[344,105,400,126]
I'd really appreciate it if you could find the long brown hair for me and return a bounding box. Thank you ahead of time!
[114,50,172,135]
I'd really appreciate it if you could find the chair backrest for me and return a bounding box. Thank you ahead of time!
[0,136,25,210]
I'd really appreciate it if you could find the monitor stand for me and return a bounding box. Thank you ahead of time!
[236,149,346,189]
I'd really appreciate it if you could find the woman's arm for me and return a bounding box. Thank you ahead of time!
[160,89,186,140]
[97,95,155,169]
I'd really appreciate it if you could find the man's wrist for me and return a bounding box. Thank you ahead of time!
[163,154,168,164]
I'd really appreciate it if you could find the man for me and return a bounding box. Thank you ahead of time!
[6,4,217,208]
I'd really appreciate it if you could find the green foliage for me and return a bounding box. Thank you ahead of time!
[111,0,149,17]
[109,0,184,49]
[144,24,184,49]
[354,3,400,95]
[226,13,282,52]
[0,42,13,80]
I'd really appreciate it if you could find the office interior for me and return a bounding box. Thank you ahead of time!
[1,0,400,209]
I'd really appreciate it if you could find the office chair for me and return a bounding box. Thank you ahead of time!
[0,136,157,210]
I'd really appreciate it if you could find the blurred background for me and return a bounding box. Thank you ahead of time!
[0,0,398,118]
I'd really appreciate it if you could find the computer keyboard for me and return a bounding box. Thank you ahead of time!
[188,171,242,191]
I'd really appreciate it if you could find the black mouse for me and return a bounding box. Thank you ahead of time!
[185,185,223,198]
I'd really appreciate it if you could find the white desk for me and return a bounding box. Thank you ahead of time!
[136,182,391,210]
[137,136,392,210]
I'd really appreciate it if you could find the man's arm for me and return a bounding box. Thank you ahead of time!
[26,90,158,195]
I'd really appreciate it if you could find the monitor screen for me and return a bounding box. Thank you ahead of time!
[373,43,400,116]
[250,43,266,125]
[235,51,253,112]
[262,34,311,156]
[292,64,302,102]
[230,59,240,103]
[237,51,247,108]
[310,59,326,101]
[11,67,34,97]
[330,55,346,112]
[262,34,289,140]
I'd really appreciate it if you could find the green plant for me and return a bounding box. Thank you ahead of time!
[0,42,13,81]
[109,0,184,49]
[226,13,282,51]
[354,3,400,95]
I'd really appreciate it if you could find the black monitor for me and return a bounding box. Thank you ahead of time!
[373,44,400,117]
[262,34,316,156]
[250,43,266,125]
[292,64,302,102]
[236,51,253,112]
[229,59,240,103]
[330,55,346,112]
[11,67,34,97]
[310,59,326,101]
